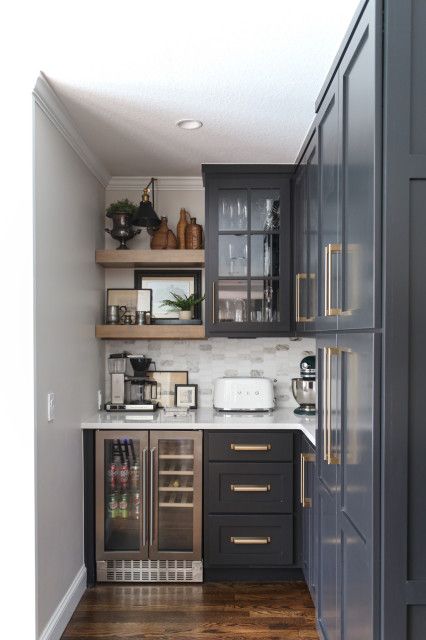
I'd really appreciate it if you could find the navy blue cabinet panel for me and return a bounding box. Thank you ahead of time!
[317,481,340,640]
[208,462,293,514]
[337,1,379,330]
[315,77,340,332]
[206,514,293,567]
[294,132,318,333]
[341,516,374,640]
[206,431,293,462]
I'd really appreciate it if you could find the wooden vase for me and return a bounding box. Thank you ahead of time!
[177,208,189,249]
[167,228,178,249]
[185,217,203,249]
[150,216,169,249]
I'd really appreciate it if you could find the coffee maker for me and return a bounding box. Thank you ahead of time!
[105,352,158,412]
[291,355,316,416]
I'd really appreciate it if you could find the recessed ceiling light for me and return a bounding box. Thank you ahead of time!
[176,119,203,130]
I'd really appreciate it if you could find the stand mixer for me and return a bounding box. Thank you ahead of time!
[291,355,316,416]
[105,352,158,412]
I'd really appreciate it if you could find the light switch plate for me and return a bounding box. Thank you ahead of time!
[47,392,55,422]
[97,389,103,411]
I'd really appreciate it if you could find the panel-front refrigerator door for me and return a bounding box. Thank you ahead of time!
[149,431,202,561]
[96,430,149,561]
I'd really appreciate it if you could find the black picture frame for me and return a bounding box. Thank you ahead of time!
[134,270,202,321]
[175,384,198,409]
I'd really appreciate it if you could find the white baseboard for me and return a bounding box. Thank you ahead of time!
[39,565,86,640]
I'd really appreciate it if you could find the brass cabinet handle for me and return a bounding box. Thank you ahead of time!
[230,536,271,545]
[300,452,315,508]
[142,448,147,546]
[149,447,155,546]
[212,281,216,323]
[296,273,315,323]
[230,484,271,493]
[323,347,340,465]
[230,443,271,452]
[324,243,342,317]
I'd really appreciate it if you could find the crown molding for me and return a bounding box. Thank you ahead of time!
[33,74,111,187]
[107,176,204,191]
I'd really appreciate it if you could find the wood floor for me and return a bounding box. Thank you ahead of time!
[62,582,319,639]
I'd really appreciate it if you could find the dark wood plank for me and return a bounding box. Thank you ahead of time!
[62,582,318,639]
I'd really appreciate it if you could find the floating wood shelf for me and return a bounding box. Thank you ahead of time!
[95,324,205,340]
[95,249,205,268]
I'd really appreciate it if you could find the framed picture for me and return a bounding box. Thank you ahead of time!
[134,270,202,320]
[175,384,198,409]
[106,288,152,320]
[145,371,188,408]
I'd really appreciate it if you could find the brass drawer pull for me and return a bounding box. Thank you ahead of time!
[300,452,315,508]
[230,444,271,452]
[230,536,271,545]
[230,484,271,493]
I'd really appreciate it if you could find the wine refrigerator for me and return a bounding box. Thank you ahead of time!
[95,430,202,582]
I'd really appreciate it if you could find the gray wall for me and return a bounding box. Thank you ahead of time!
[34,104,105,636]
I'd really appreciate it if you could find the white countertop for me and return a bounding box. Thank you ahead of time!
[81,407,316,445]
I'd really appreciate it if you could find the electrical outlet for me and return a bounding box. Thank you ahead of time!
[47,392,55,422]
[97,389,103,411]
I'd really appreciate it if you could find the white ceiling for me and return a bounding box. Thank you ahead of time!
[44,0,360,177]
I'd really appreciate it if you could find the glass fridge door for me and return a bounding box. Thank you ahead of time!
[149,431,202,560]
[96,430,149,560]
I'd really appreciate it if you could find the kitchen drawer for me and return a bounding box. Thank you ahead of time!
[207,431,293,462]
[207,462,293,513]
[206,514,293,566]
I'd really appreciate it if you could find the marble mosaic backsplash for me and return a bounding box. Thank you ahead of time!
[104,337,316,409]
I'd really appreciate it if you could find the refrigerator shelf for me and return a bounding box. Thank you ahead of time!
[159,454,194,460]
[159,492,194,508]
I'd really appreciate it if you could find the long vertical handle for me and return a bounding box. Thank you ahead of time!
[323,347,329,462]
[324,244,342,317]
[149,447,155,547]
[327,347,340,465]
[212,282,216,323]
[142,448,147,547]
[300,452,305,505]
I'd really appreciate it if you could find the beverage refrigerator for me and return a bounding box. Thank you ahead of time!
[95,430,203,582]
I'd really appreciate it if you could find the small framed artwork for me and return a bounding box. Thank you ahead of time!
[145,371,188,408]
[175,384,198,409]
[134,270,202,320]
[106,288,152,319]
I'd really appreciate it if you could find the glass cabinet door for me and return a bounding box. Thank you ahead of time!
[96,430,148,560]
[212,184,287,331]
[149,431,202,561]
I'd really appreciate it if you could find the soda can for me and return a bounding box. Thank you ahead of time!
[119,493,129,519]
[131,492,141,520]
[107,492,119,519]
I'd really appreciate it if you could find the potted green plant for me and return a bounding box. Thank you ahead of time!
[161,292,206,320]
[105,199,141,250]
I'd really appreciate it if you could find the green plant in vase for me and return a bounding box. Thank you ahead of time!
[161,292,206,321]
[105,199,140,250]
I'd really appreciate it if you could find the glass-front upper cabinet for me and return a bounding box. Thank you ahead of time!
[203,166,292,336]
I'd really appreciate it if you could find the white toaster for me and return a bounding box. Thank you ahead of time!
[213,377,276,412]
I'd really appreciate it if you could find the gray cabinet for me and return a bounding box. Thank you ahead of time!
[301,437,316,601]
[294,132,318,333]
[202,166,293,337]
[294,0,379,333]
[336,2,379,331]
[316,332,378,640]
